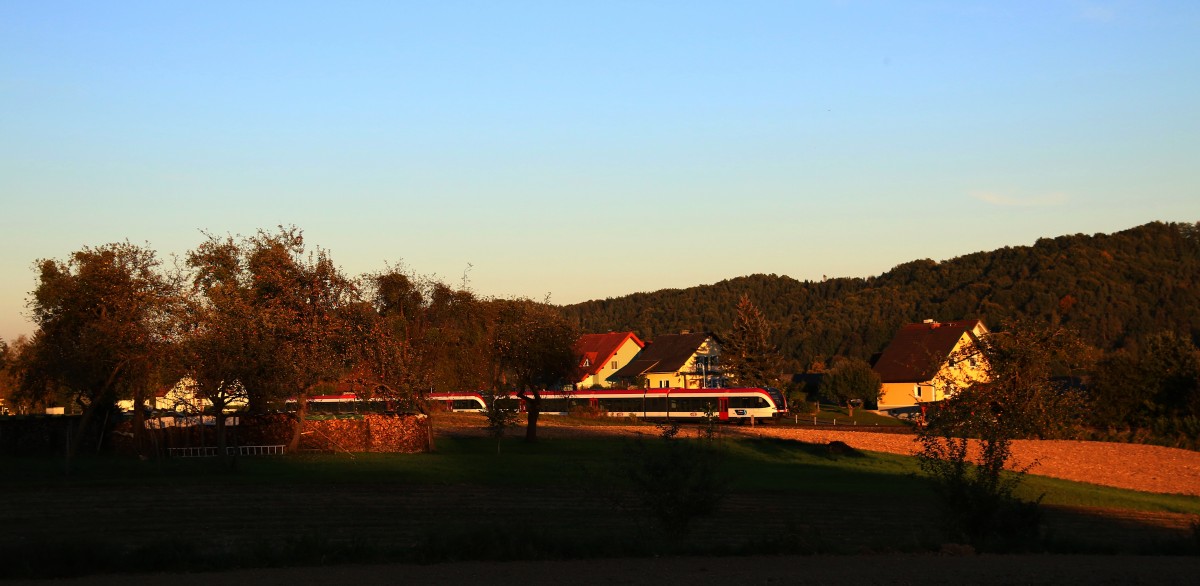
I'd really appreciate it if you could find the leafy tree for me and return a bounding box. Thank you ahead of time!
[489,299,578,442]
[24,243,180,458]
[918,321,1090,548]
[936,321,1091,440]
[820,357,881,416]
[185,228,359,452]
[721,294,784,388]
[352,269,493,452]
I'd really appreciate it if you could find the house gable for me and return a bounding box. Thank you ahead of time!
[573,332,645,388]
[612,332,722,388]
[873,319,989,409]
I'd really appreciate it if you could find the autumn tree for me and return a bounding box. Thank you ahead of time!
[820,357,881,416]
[179,235,259,455]
[489,299,578,442]
[350,269,492,452]
[721,295,784,389]
[185,228,359,452]
[361,271,492,405]
[24,243,180,458]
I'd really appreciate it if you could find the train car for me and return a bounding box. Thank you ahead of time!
[566,387,780,422]
[436,388,781,422]
[427,391,488,412]
[299,387,781,422]
[292,392,487,414]
[296,393,413,414]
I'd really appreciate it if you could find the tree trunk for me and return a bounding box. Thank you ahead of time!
[518,389,540,443]
[68,398,99,467]
[214,396,228,460]
[287,398,307,453]
[69,365,124,462]
[525,408,539,442]
[131,389,147,458]
[426,416,436,453]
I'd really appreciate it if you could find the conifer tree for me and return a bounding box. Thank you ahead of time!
[721,295,783,388]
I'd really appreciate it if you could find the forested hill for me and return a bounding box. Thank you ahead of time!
[560,221,1200,371]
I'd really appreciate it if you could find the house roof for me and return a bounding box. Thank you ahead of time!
[573,332,644,381]
[872,320,986,383]
[612,332,717,378]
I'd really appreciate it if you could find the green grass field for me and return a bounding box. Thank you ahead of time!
[1,431,1197,578]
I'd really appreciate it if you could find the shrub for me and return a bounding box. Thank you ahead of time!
[619,432,727,535]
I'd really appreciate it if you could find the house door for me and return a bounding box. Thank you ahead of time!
[718,397,729,421]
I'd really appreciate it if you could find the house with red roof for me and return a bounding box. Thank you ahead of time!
[872,319,990,412]
[611,331,722,389]
[573,332,645,389]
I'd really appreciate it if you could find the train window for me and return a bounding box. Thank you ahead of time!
[541,399,568,412]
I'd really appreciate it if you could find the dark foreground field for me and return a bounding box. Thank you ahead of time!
[1,419,1197,580]
[26,554,1200,586]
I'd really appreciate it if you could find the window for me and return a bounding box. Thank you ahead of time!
[915,385,922,398]
[611,360,618,369]
[582,358,590,367]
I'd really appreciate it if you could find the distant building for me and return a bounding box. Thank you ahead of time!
[572,332,645,389]
[612,331,722,389]
[872,319,990,412]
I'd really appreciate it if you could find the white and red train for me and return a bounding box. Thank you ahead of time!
[302,387,786,422]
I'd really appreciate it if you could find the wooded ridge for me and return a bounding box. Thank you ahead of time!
[561,221,1200,371]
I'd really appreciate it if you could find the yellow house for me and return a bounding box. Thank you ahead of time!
[611,332,722,389]
[572,332,645,389]
[872,319,990,412]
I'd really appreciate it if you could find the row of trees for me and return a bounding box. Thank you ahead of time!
[0,228,580,457]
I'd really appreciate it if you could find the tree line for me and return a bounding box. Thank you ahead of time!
[0,227,578,457]
[561,221,1200,372]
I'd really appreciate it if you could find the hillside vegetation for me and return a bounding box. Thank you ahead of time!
[562,221,1200,371]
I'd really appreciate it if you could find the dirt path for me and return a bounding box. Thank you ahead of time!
[441,420,1200,497]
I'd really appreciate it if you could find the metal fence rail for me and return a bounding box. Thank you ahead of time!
[168,445,286,457]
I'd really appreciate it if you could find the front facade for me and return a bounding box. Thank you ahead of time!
[612,332,722,389]
[572,331,645,389]
[872,319,990,412]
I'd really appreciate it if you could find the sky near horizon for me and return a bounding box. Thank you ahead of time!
[1,1,1198,341]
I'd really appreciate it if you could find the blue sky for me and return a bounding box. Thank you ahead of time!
[2,1,1198,341]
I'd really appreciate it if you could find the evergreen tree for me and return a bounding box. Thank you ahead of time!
[721,295,783,388]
